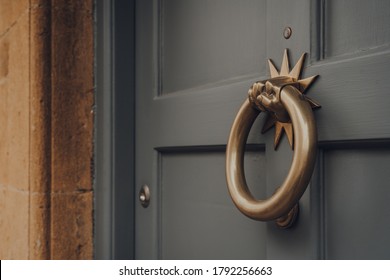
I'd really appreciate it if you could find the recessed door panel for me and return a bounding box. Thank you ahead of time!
[324,148,390,259]
[160,150,266,259]
[161,0,266,94]
[325,0,390,58]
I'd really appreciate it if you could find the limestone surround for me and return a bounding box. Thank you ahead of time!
[0,0,94,259]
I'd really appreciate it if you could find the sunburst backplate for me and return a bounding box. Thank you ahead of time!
[262,50,320,149]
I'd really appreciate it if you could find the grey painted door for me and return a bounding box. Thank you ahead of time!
[135,0,390,259]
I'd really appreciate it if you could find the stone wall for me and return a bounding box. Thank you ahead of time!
[0,0,94,259]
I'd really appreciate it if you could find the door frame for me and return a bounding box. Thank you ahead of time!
[95,0,136,259]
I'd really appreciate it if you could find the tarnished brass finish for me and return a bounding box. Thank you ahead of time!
[226,50,319,227]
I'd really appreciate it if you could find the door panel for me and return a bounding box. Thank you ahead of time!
[325,0,390,58]
[135,0,390,259]
[160,149,266,259]
[161,0,266,94]
[324,147,390,259]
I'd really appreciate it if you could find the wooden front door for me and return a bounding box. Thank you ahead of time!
[134,0,390,259]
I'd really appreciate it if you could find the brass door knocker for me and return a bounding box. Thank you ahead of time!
[226,50,320,228]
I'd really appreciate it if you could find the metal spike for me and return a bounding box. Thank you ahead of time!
[280,49,290,76]
[261,114,276,133]
[289,53,306,80]
[299,75,318,93]
[305,97,321,109]
[268,59,279,78]
[284,123,294,149]
[273,122,294,150]
[274,122,284,149]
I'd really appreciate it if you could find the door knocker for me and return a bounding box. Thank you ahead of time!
[226,49,320,228]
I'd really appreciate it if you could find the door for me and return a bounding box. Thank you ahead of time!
[135,0,390,259]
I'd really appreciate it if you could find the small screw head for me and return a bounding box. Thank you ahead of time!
[283,27,292,39]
